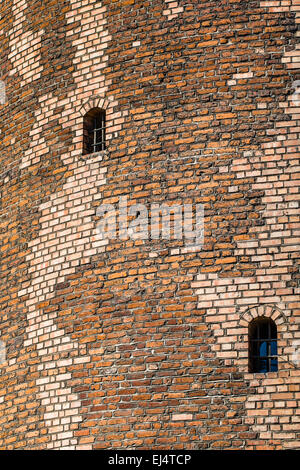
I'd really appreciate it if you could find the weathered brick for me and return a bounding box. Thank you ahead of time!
[0,0,299,452]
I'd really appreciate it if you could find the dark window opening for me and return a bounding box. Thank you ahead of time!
[249,317,278,373]
[83,108,106,155]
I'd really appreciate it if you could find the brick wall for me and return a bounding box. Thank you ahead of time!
[0,0,299,449]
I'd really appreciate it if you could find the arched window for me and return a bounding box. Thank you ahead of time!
[83,108,106,155]
[249,317,278,373]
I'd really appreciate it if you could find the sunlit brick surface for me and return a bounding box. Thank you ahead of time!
[0,0,299,450]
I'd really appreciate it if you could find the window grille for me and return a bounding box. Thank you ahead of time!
[249,317,278,373]
[83,108,106,155]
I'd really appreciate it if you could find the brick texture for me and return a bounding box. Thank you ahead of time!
[0,0,299,450]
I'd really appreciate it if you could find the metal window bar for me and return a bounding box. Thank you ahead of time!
[250,320,278,372]
[92,113,106,153]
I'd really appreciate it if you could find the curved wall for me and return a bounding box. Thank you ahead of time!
[0,0,299,449]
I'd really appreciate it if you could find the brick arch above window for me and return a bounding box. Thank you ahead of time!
[239,305,286,328]
[79,94,111,117]
[76,93,125,156]
[236,305,287,374]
